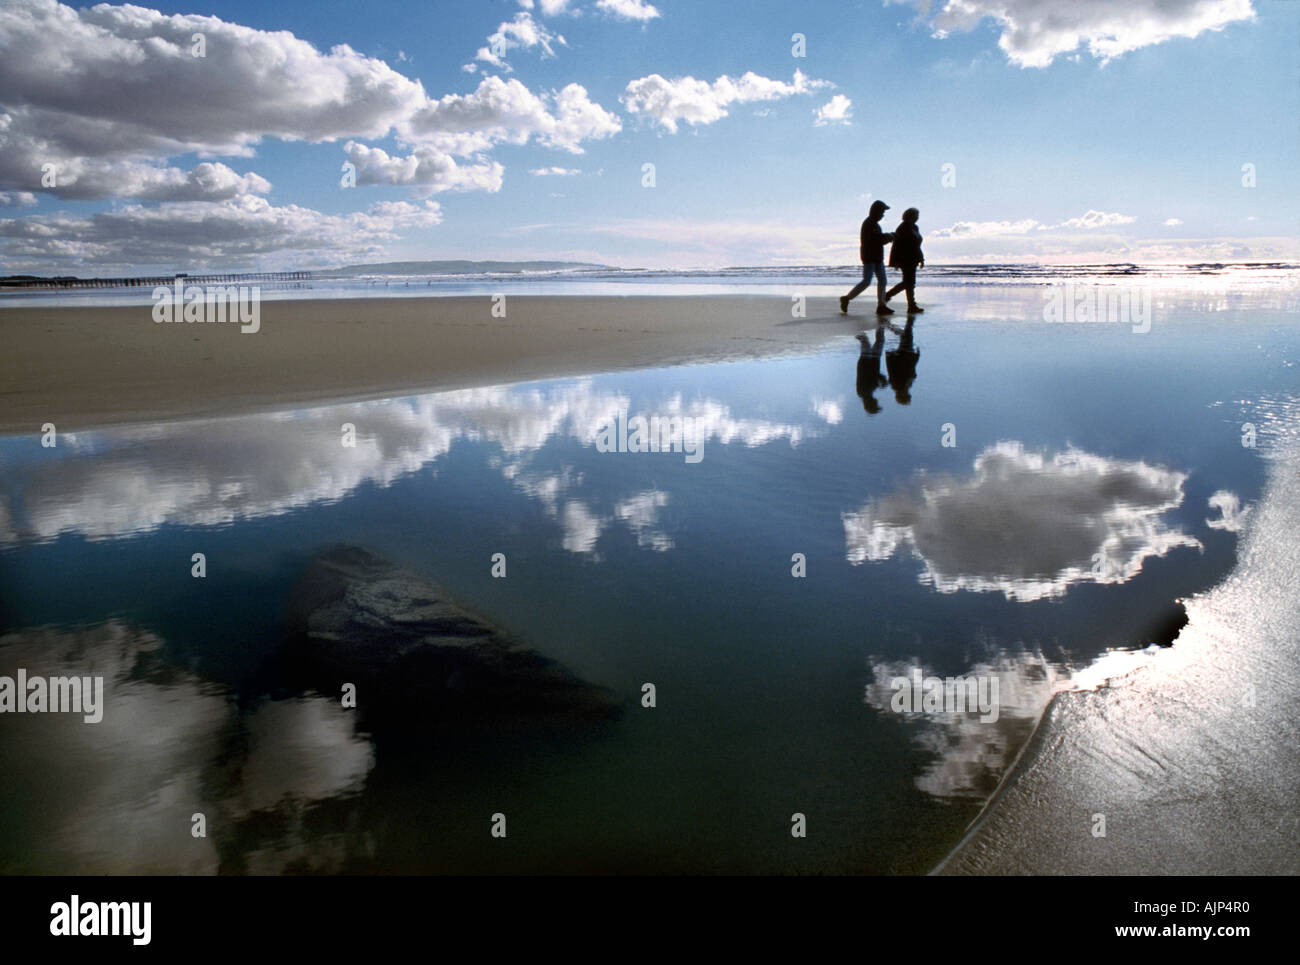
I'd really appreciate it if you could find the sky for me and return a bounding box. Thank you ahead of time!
[0,0,1296,273]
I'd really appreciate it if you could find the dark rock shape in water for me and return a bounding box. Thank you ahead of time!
[284,545,620,731]
[1138,600,1189,648]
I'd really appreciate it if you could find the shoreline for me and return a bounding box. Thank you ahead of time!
[8,285,1297,875]
[0,294,855,434]
[933,412,1300,875]
[927,686,1059,875]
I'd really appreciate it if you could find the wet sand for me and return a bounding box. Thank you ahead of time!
[7,286,1297,875]
[0,294,849,433]
[935,405,1300,875]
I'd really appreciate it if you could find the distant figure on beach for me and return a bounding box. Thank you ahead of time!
[886,208,924,313]
[841,200,894,316]
[855,325,888,414]
[885,317,920,404]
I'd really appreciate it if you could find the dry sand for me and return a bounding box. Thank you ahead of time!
[0,294,854,433]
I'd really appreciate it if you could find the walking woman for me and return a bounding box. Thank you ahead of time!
[886,208,924,313]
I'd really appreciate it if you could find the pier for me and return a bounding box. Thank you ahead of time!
[0,271,312,291]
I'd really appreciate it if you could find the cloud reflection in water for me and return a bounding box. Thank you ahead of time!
[843,442,1203,602]
[3,379,809,555]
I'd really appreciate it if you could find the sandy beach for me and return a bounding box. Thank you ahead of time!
[0,294,848,433]
[935,408,1300,875]
[2,278,1297,878]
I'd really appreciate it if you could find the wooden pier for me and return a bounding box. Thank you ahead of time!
[0,271,312,291]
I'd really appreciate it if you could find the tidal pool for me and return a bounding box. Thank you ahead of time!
[1,286,1294,873]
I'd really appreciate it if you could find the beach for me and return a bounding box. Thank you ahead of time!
[938,453,1300,874]
[935,399,1300,874]
[2,277,1297,874]
[0,294,845,434]
[6,0,1300,899]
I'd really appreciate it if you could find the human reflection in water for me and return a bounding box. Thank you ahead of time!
[886,317,920,405]
[855,324,888,415]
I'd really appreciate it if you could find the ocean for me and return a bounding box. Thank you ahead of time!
[2,261,1298,307]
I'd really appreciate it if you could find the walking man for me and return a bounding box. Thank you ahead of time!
[841,200,894,316]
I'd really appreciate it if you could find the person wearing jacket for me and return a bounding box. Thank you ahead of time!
[841,199,895,316]
[885,208,924,313]
[885,316,920,403]
[854,324,888,414]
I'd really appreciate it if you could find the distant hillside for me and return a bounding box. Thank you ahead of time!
[322,260,609,277]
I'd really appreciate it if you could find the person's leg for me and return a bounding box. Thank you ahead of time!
[887,264,915,300]
[844,263,870,303]
[904,264,922,310]
[873,262,893,313]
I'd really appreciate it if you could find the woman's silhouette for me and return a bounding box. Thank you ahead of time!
[885,317,920,404]
[886,208,925,313]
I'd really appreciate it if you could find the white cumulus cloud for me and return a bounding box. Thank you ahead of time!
[0,0,429,162]
[623,69,831,132]
[597,0,661,21]
[403,76,621,155]
[470,11,564,71]
[520,0,576,15]
[343,142,503,196]
[0,0,623,260]
[896,0,1255,67]
[814,94,853,126]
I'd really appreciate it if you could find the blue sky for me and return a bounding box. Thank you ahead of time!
[0,0,1296,271]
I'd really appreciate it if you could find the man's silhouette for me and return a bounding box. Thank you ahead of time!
[855,325,888,414]
[841,200,895,316]
[885,207,925,313]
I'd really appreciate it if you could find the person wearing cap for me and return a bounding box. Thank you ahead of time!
[841,200,895,316]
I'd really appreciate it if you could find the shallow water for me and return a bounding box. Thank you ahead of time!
[938,392,1300,874]
[0,285,1295,873]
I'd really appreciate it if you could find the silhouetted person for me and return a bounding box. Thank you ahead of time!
[841,200,895,316]
[855,325,888,414]
[886,207,924,313]
[885,317,920,404]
